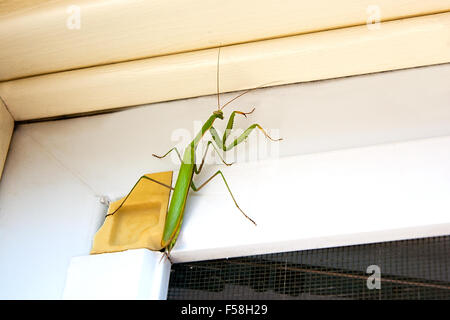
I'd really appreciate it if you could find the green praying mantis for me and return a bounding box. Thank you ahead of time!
[106,48,282,260]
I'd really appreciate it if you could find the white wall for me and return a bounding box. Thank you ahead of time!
[0,99,13,178]
[0,64,449,299]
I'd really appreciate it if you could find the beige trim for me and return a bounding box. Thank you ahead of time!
[0,1,54,16]
[1,12,449,121]
[0,0,449,81]
[0,98,14,178]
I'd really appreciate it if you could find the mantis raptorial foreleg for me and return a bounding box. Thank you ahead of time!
[210,110,282,151]
[222,108,255,143]
[190,170,257,226]
[106,175,174,217]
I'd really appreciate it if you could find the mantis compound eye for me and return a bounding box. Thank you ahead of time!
[213,110,224,119]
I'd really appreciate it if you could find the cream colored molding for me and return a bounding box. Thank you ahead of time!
[0,98,14,178]
[0,0,449,81]
[1,12,449,121]
[0,0,54,16]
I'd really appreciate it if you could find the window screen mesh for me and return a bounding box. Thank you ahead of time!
[167,235,450,300]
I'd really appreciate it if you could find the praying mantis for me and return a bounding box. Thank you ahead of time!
[107,48,282,260]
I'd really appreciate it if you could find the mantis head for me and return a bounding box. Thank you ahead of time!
[213,109,224,119]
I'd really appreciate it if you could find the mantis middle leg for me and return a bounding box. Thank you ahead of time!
[194,140,233,174]
[153,147,183,164]
[190,170,256,226]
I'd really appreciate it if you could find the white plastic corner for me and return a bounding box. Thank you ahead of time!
[62,249,171,300]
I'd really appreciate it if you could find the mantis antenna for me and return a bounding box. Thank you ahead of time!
[219,81,281,111]
[215,46,279,111]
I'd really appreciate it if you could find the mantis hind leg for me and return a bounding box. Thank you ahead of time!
[190,170,256,226]
[105,175,173,217]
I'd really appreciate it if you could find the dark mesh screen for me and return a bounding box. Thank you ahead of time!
[167,236,450,300]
